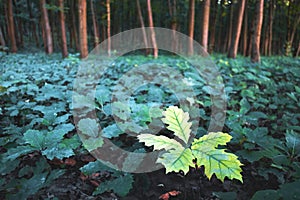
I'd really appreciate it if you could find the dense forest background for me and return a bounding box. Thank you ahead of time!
[1,1,300,199]
[1,0,300,61]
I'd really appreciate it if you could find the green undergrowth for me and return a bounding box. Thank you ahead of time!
[0,53,300,199]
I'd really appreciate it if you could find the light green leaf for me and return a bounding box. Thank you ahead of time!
[191,132,232,149]
[162,106,192,144]
[82,137,104,151]
[192,148,243,182]
[77,118,99,137]
[138,134,183,151]
[157,148,194,175]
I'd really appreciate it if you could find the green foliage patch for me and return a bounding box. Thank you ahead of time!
[0,54,300,198]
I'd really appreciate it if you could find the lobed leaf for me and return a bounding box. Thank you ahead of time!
[157,148,194,175]
[162,106,192,144]
[191,132,232,149]
[192,147,243,182]
[138,134,183,151]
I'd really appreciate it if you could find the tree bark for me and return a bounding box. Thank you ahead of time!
[296,42,300,57]
[188,0,195,55]
[6,0,17,53]
[147,0,158,58]
[106,0,111,56]
[228,0,246,58]
[70,0,80,51]
[201,0,210,52]
[78,0,88,58]
[27,0,39,47]
[136,0,150,54]
[242,0,248,56]
[226,3,233,52]
[0,27,6,46]
[168,0,178,52]
[90,0,100,48]
[251,0,264,63]
[208,0,218,53]
[267,0,274,56]
[40,0,53,54]
[59,0,68,58]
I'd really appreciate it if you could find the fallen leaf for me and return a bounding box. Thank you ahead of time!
[64,158,76,166]
[159,193,169,200]
[159,190,181,200]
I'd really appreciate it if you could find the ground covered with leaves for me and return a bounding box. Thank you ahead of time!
[0,53,300,200]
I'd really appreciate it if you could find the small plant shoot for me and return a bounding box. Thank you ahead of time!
[138,106,243,182]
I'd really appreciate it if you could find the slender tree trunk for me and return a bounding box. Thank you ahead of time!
[13,0,23,48]
[217,0,224,52]
[289,16,300,49]
[59,0,68,58]
[228,0,246,58]
[242,0,248,56]
[251,0,264,63]
[208,0,218,53]
[147,0,158,58]
[226,4,233,52]
[188,0,195,55]
[6,0,17,52]
[27,0,39,47]
[296,42,300,57]
[78,0,88,58]
[201,0,210,52]
[168,0,178,52]
[136,0,149,54]
[268,0,274,56]
[40,0,53,54]
[106,0,111,56]
[0,27,6,46]
[90,0,100,48]
[71,0,80,51]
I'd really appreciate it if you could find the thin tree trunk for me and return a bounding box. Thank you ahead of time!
[226,4,233,52]
[136,0,149,54]
[201,0,210,52]
[0,27,6,46]
[188,0,195,55]
[208,0,218,53]
[268,0,274,56]
[40,0,53,54]
[106,0,111,56]
[147,0,158,58]
[217,0,224,52]
[59,0,68,58]
[228,0,246,58]
[296,42,300,57]
[78,0,88,58]
[27,0,39,47]
[71,0,80,51]
[242,0,248,56]
[13,0,23,48]
[251,0,264,63]
[90,0,100,48]
[289,16,300,49]
[6,0,17,52]
[168,0,178,52]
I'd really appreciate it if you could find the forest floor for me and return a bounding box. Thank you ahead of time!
[1,53,300,200]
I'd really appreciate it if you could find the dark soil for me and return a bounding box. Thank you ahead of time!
[29,157,279,200]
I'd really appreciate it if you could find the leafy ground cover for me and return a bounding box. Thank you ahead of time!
[0,53,300,199]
